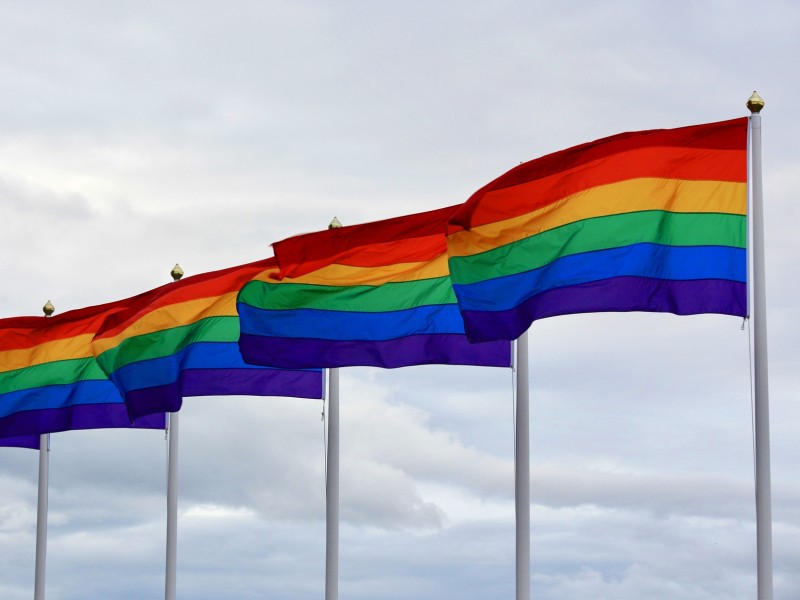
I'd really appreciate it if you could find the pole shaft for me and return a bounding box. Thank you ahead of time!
[323,220,342,600]
[33,433,49,600]
[516,331,530,600]
[325,369,340,600]
[750,113,773,600]
[165,412,180,600]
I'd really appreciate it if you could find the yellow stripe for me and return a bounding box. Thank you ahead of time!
[286,253,450,286]
[92,293,237,354]
[448,178,747,257]
[0,334,94,373]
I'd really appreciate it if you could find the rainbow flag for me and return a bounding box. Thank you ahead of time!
[447,117,749,342]
[92,260,324,420]
[0,304,165,439]
[237,208,511,369]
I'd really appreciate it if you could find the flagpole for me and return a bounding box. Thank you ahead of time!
[34,300,55,600]
[747,92,773,600]
[165,264,184,600]
[324,215,343,600]
[325,368,340,600]
[165,411,179,600]
[33,432,49,600]
[516,330,530,600]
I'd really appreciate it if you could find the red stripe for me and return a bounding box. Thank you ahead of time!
[0,302,128,349]
[95,258,276,340]
[275,205,458,277]
[2,259,278,349]
[450,117,748,231]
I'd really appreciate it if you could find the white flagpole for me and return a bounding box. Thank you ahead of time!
[325,217,342,600]
[325,368,340,600]
[33,433,49,600]
[165,264,184,600]
[165,411,180,600]
[515,330,530,600]
[747,92,773,600]
[34,300,55,600]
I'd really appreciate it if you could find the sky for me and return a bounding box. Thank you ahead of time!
[1,1,799,598]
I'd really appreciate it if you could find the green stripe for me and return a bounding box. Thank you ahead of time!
[449,211,747,285]
[238,275,456,313]
[96,316,240,372]
[0,357,107,394]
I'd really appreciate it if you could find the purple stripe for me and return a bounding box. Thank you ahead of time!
[0,435,40,449]
[126,384,183,420]
[239,333,512,369]
[125,368,324,420]
[0,404,165,438]
[461,277,748,342]
[181,368,323,399]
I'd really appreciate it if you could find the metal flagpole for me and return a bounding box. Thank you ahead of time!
[33,432,49,600]
[165,411,180,600]
[325,215,342,600]
[747,91,773,600]
[325,368,340,600]
[165,264,184,600]
[515,330,530,600]
[34,300,55,600]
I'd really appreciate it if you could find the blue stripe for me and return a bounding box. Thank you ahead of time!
[453,243,746,312]
[0,380,124,419]
[238,302,468,341]
[109,341,296,392]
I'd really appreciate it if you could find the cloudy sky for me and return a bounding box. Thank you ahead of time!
[1,1,799,598]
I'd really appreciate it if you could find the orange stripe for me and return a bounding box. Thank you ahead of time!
[0,334,94,373]
[92,293,237,353]
[462,147,746,229]
[285,253,450,286]
[96,261,273,339]
[448,178,746,257]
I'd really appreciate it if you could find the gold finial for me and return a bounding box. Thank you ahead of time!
[170,263,184,281]
[328,217,342,230]
[42,300,55,317]
[747,91,765,113]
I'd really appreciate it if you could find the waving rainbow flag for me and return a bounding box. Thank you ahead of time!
[237,208,511,369]
[0,304,165,439]
[447,117,749,342]
[92,260,324,420]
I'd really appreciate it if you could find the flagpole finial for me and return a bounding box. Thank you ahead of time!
[328,217,342,230]
[747,91,765,113]
[170,263,184,281]
[42,300,54,317]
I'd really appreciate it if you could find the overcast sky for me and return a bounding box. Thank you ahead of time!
[1,1,799,598]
